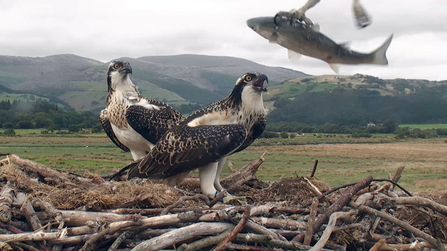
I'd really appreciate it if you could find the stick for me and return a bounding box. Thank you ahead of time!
[20,198,42,231]
[161,194,210,215]
[212,206,251,251]
[391,196,447,216]
[177,230,231,251]
[309,160,318,178]
[251,217,306,231]
[80,220,141,251]
[309,211,356,251]
[107,231,135,251]
[304,198,318,246]
[131,222,234,251]
[8,154,71,183]
[357,204,445,251]
[223,157,265,193]
[313,176,372,233]
[245,220,288,241]
[0,181,15,222]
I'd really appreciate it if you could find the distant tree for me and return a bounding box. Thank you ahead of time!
[289,133,296,138]
[261,131,279,138]
[15,121,34,129]
[2,122,14,129]
[68,124,81,133]
[91,123,103,133]
[47,123,60,132]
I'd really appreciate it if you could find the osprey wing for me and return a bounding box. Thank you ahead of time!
[126,102,184,145]
[233,115,266,154]
[127,124,246,179]
[99,109,130,152]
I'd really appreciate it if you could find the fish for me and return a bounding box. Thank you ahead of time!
[352,0,372,29]
[246,15,393,73]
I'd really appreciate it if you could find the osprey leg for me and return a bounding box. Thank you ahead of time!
[214,157,227,191]
[199,162,219,198]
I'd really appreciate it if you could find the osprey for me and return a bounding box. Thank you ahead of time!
[100,60,184,160]
[124,72,268,198]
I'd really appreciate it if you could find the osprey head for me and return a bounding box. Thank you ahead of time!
[107,60,133,92]
[235,72,268,93]
[228,72,268,110]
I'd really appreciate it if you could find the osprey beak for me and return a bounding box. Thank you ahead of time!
[253,74,268,92]
[120,62,133,74]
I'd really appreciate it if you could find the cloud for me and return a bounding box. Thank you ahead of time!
[0,0,446,80]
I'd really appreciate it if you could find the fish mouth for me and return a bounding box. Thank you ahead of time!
[253,74,268,92]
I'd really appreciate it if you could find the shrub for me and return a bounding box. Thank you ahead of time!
[280,132,289,138]
[3,129,16,136]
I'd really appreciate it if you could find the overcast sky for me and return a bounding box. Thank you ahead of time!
[0,0,446,80]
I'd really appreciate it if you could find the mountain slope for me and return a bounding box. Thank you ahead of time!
[0,54,308,110]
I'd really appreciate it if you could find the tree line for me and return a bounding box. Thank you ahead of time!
[0,99,99,132]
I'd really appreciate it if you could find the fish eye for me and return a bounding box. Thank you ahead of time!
[113,63,120,69]
[245,75,252,81]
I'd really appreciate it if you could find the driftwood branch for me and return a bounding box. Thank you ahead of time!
[309,211,356,251]
[131,222,234,251]
[304,197,319,245]
[0,181,15,222]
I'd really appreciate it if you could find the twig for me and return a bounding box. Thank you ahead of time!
[226,243,282,250]
[131,222,234,251]
[161,194,210,215]
[391,196,447,216]
[309,211,356,251]
[209,190,227,207]
[10,242,41,251]
[313,176,372,233]
[178,230,231,251]
[309,160,318,178]
[357,204,445,251]
[79,220,141,251]
[107,231,136,251]
[304,198,318,246]
[212,206,251,251]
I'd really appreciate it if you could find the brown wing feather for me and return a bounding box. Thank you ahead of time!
[126,100,184,145]
[127,124,246,179]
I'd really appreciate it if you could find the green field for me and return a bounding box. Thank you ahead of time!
[399,124,447,129]
[2,134,447,192]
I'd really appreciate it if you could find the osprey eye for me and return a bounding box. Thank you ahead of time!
[113,63,120,69]
[245,76,252,81]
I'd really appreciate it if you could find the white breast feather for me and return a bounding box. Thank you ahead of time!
[188,112,237,127]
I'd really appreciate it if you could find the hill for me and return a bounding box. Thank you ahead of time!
[0,54,308,111]
[265,74,447,126]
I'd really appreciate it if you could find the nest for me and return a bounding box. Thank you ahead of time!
[0,154,446,251]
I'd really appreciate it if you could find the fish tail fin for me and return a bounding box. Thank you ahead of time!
[371,34,393,65]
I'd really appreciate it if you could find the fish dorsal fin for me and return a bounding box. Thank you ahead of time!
[339,42,351,49]
[311,23,320,32]
[329,64,340,73]
[287,49,302,63]
[339,42,352,52]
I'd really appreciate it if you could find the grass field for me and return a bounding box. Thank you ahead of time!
[399,124,447,129]
[2,134,447,192]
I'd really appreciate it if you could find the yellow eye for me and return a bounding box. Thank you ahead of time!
[113,63,120,69]
[245,75,252,81]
